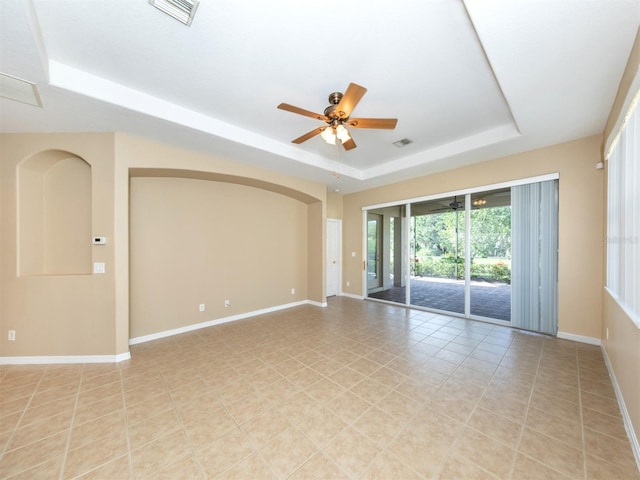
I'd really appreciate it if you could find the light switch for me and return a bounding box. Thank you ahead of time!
[93,262,105,274]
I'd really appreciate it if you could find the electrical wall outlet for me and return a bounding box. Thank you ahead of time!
[346,281,350,287]
[224,300,230,307]
[8,330,16,341]
[199,304,205,312]
[291,288,295,295]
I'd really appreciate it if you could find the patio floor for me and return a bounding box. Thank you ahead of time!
[368,276,511,321]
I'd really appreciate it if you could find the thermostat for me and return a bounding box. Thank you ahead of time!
[92,237,107,245]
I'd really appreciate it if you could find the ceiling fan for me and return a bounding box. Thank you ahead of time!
[277,83,398,151]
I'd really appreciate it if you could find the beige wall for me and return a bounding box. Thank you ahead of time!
[601,27,640,452]
[342,135,604,339]
[1,132,327,358]
[1,133,118,357]
[130,177,309,338]
[327,191,343,219]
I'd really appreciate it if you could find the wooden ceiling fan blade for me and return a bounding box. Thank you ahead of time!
[278,103,328,122]
[336,83,367,119]
[342,137,357,151]
[348,118,398,129]
[292,127,325,144]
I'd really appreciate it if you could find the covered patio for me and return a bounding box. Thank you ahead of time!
[368,276,511,321]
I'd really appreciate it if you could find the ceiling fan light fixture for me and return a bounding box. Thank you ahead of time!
[148,0,199,26]
[320,127,336,145]
[335,124,351,143]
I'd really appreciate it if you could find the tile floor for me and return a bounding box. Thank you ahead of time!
[1,297,638,479]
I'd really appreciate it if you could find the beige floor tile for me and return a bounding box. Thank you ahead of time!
[478,391,528,424]
[259,427,318,479]
[327,366,366,389]
[327,390,372,424]
[1,431,68,478]
[68,409,126,451]
[171,389,219,423]
[240,407,290,448]
[19,394,77,425]
[196,425,255,477]
[128,408,181,450]
[76,382,123,408]
[63,432,128,479]
[583,427,639,474]
[3,455,64,480]
[304,377,345,404]
[288,452,345,480]
[125,392,173,425]
[353,406,403,449]
[466,407,522,447]
[124,379,168,406]
[276,390,321,424]
[581,391,622,418]
[581,406,628,441]
[215,453,275,480]
[455,427,516,479]
[580,378,616,399]
[73,393,124,426]
[79,370,121,391]
[183,407,237,450]
[525,406,583,450]
[363,450,424,479]
[29,385,77,408]
[437,456,500,480]
[350,377,392,404]
[510,453,573,480]
[224,392,269,424]
[131,429,192,479]
[74,455,132,480]
[323,426,381,478]
[518,427,584,479]
[585,452,640,480]
[144,455,204,480]
[7,409,73,451]
[295,406,347,448]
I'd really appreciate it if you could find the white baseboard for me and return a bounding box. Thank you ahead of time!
[130,300,312,345]
[557,331,601,346]
[307,300,328,307]
[340,292,364,300]
[0,351,131,365]
[601,345,640,472]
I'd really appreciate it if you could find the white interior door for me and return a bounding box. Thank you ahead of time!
[326,219,341,297]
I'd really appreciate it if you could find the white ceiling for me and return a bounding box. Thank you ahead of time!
[1,0,638,194]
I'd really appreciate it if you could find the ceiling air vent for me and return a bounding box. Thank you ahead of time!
[0,73,42,107]
[393,138,412,148]
[149,0,199,26]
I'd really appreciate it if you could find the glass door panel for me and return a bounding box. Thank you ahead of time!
[367,213,382,292]
[367,207,406,303]
[409,197,465,314]
[469,188,511,321]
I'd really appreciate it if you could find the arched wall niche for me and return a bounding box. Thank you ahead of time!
[18,149,92,276]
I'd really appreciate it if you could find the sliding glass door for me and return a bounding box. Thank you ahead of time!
[365,177,558,334]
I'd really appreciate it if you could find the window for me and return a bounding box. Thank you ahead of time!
[606,85,640,323]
